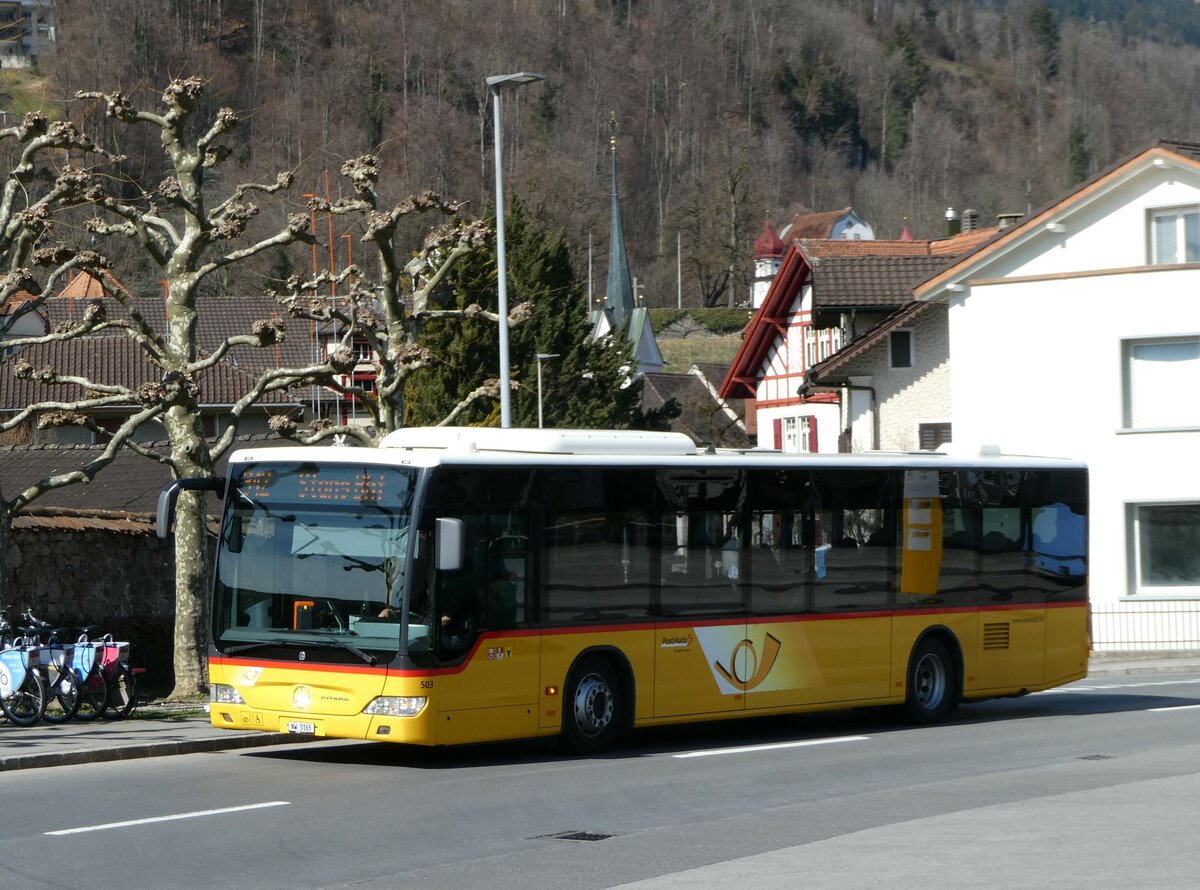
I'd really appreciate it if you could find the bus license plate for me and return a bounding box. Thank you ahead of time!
[286,720,316,735]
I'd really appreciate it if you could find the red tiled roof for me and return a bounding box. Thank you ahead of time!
[0,437,293,514]
[930,226,999,256]
[0,334,300,411]
[798,227,994,260]
[782,208,852,240]
[799,238,934,258]
[41,293,323,375]
[58,270,136,300]
[810,255,952,309]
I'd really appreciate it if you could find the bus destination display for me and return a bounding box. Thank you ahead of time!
[236,464,402,506]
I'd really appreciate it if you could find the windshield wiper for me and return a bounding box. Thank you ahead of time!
[223,636,378,666]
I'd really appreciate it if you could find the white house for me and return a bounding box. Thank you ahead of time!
[727,232,987,453]
[719,240,842,452]
[893,140,1200,650]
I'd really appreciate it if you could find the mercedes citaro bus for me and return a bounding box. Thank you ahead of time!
[157,427,1088,753]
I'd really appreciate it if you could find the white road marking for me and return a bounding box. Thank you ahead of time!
[1041,678,1200,693]
[1148,704,1200,713]
[45,801,290,836]
[673,736,868,759]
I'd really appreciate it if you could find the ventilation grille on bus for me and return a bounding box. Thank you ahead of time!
[983,622,1011,650]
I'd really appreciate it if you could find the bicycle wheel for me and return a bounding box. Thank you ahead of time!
[103,664,138,719]
[40,665,81,723]
[1,668,46,726]
[73,670,109,721]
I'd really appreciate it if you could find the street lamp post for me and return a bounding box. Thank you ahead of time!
[487,71,545,428]
[535,353,560,429]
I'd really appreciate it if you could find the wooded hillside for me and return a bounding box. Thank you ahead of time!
[39,0,1200,307]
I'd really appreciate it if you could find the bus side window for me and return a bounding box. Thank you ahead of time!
[484,538,526,629]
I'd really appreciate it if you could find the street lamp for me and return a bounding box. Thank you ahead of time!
[487,71,545,428]
[535,353,560,429]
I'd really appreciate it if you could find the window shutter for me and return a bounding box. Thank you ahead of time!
[807,415,818,452]
[918,423,952,450]
[772,418,782,449]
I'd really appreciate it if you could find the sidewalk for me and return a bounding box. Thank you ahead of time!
[3,653,1198,772]
[0,701,319,772]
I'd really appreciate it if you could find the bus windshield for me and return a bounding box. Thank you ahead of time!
[212,461,419,656]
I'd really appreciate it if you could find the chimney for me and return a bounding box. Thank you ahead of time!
[962,209,980,232]
[997,212,1024,230]
[944,207,961,237]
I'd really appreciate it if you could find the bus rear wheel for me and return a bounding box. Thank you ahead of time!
[562,655,621,755]
[904,637,955,723]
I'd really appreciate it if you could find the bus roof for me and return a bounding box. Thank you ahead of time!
[226,429,1086,471]
[378,426,701,456]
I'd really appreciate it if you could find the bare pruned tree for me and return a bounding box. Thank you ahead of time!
[0,112,160,602]
[271,154,527,445]
[69,77,332,696]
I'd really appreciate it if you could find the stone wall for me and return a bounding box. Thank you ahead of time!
[9,514,184,693]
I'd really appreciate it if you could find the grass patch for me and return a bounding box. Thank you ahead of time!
[657,334,742,371]
[0,71,60,119]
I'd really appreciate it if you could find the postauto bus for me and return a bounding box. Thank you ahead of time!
[157,427,1088,754]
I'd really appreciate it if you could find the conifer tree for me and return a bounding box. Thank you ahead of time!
[407,197,669,430]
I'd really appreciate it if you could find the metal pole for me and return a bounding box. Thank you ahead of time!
[677,229,682,309]
[486,73,544,429]
[535,353,559,429]
[537,356,545,429]
[492,85,512,428]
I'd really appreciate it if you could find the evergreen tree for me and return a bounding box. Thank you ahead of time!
[882,26,930,166]
[1029,1,1061,80]
[407,197,672,430]
[1066,119,1091,184]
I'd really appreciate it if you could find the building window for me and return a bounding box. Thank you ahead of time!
[778,415,818,453]
[1150,207,1200,264]
[918,422,952,451]
[1122,336,1200,429]
[1131,503,1200,596]
[889,329,913,369]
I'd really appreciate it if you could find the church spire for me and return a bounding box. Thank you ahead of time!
[605,112,635,331]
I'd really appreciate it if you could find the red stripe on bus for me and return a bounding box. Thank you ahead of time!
[213,600,1088,678]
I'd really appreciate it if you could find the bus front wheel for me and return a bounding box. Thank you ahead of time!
[562,655,621,755]
[904,637,955,723]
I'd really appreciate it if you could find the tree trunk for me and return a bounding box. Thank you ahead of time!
[170,486,211,697]
[0,505,15,608]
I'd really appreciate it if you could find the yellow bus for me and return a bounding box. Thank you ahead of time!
[158,427,1089,754]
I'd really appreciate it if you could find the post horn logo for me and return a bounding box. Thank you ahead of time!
[713,633,782,691]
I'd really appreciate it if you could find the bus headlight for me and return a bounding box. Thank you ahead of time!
[211,684,246,705]
[363,696,426,717]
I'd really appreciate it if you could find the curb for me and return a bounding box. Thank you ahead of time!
[1086,661,1200,678]
[0,730,320,773]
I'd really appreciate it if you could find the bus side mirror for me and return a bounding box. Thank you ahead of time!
[435,518,464,571]
[156,476,226,539]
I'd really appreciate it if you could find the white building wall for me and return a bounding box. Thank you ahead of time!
[949,262,1200,617]
[821,308,952,452]
[755,402,841,452]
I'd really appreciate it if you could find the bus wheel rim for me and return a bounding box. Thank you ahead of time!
[914,653,945,708]
[573,673,613,737]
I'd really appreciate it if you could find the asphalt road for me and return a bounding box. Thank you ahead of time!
[4,674,1200,889]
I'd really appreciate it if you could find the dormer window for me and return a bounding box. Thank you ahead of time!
[1150,206,1200,264]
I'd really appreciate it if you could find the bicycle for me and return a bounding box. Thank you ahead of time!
[0,607,46,726]
[21,610,81,723]
[69,626,109,722]
[99,634,137,719]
